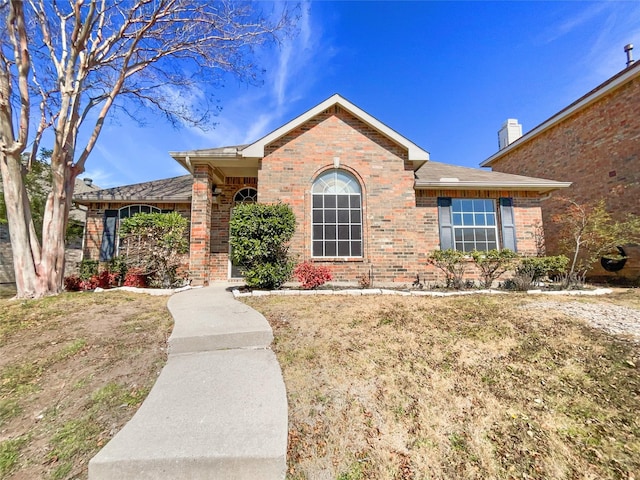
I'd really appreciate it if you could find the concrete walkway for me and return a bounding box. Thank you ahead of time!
[88,284,288,479]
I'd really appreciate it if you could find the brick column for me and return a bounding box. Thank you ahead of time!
[189,164,213,285]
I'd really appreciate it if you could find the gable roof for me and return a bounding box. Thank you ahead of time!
[73,175,192,205]
[415,161,571,193]
[241,94,430,165]
[170,94,431,177]
[482,61,640,167]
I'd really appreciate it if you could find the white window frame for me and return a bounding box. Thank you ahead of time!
[451,198,499,252]
[311,170,363,258]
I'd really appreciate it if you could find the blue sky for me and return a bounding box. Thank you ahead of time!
[83,1,640,188]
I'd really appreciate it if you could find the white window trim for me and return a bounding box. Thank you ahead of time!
[311,170,363,259]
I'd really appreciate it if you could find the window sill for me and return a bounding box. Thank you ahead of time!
[311,257,364,263]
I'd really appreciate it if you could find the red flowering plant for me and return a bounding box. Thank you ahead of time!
[293,262,332,290]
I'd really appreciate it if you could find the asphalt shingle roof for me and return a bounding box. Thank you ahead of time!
[414,161,570,191]
[73,175,192,204]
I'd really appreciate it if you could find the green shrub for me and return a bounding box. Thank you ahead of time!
[78,259,98,280]
[427,249,467,289]
[229,203,295,289]
[506,255,569,291]
[471,249,518,289]
[119,212,189,287]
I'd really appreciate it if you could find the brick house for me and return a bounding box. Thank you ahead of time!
[75,95,569,286]
[482,57,640,281]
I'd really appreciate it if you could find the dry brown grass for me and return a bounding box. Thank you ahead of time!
[0,291,171,479]
[243,291,640,480]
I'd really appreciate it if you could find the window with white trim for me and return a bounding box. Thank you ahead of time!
[437,197,517,253]
[452,199,498,252]
[119,204,161,219]
[312,170,362,258]
[99,204,162,261]
[233,187,257,204]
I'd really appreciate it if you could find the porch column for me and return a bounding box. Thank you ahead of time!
[189,164,213,285]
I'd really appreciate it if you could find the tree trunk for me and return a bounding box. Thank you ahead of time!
[0,148,76,298]
[39,149,77,296]
[0,150,40,297]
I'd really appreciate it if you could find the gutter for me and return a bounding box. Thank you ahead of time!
[415,180,572,193]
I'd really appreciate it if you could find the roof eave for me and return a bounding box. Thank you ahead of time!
[415,181,572,193]
[241,94,430,164]
[169,148,244,177]
[73,196,192,205]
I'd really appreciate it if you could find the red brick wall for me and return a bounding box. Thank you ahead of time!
[256,106,545,285]
[209,177,257,281]
[489,72,640,280]
[189,165,214,285]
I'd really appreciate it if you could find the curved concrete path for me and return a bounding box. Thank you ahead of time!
[88,284,288,479]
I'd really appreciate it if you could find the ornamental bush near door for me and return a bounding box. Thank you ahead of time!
[229,203,296,289]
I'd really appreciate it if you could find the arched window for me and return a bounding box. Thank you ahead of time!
[118,204,161,219]
[233,187,257,204]
[312,170,362,257]
[100,204,165,261]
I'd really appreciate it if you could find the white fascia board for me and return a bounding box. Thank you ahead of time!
[415,181,572,192]
[241,94,430,162]
[481,64,640,167]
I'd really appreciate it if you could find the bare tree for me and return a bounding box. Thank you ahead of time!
[0,0,291,298]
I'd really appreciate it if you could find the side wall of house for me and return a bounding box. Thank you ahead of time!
[416,190,544,286]
[489,73,640,280]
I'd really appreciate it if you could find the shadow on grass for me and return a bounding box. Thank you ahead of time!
[0,283,16,299]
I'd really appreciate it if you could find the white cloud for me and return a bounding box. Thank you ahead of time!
[538,2,609,44]
[178,0,324,149]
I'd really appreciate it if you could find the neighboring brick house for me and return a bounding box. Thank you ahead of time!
[75,95,569,286]
[482,58,640,281]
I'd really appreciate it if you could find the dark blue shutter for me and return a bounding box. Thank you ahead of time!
[499,198,517,252]
[437,197,454,250]
[99,210,118,261]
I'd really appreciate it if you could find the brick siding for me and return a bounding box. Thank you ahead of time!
[489,71,640,280]
[253,107,544,285]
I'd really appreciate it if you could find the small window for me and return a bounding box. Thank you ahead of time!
[117,204,161,255]
[233,187,257,204]
[311,170,362,258]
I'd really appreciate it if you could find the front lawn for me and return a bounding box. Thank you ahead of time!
[0,292,171,479]
[244,290,640,479]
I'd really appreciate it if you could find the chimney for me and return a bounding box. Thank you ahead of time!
[625,44,634,68]
[498,119,522,150]
[83,178,93,187]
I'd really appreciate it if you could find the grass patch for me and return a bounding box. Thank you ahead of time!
[0,399,22,427]
[0,361,43,396]
[48,418,103,480]
[91,382,150,409]
[244,291,640,479]
[0,291,172,478]
[0,436,28,478]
